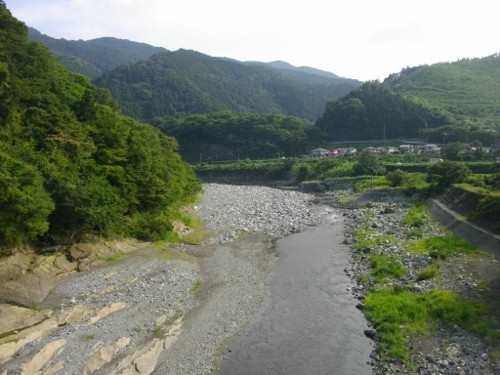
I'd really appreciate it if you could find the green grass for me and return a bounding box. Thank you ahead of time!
[365,287,490,361]
[370,255,406,282]
[402,205,427,227]
[336,191,354,205]
[417,265,440,281]
[353,223,398,253]
[96,253,123,263]
[354,176,390,192]
[407,236,477,260]
[190,280,202,294]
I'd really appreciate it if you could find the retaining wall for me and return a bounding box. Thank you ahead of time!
[427,199,500,260]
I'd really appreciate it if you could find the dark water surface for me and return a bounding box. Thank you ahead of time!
[220,219,373,375]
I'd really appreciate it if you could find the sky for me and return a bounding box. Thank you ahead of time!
[7,0,499,81]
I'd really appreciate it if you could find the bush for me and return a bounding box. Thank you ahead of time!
[354,150,386,176]
[427,160,471,188]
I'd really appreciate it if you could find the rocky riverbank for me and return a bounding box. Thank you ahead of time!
[0,183,498,374]
[0,183,329,375]
[336,192,500,375]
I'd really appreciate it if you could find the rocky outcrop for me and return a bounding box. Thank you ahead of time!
[0,305,45,336]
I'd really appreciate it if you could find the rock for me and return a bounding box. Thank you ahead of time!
[355,302,365,311]
[83,337,131,374]
[88,302,128,325]
[19,338,66,374]
[0,304,46,336]
[53,254,77,275]
[68,244,93,261]
[364,329,378,340]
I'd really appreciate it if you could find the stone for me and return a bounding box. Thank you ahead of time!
[364,329,378,340]
[0,304,45,336]
[83,337,131,374]
[19,338,66,374]
[68,244,92,261]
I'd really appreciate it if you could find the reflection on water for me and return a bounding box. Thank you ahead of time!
[220,219,373,375]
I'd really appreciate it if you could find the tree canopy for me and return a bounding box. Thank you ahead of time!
[94,49,360,122]
[155,111,324,162]
[0,4,200,251]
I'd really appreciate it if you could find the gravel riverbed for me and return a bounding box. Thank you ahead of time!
[1,183,498,374]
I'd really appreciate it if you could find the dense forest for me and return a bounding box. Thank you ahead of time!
[315,55,500,144]
[27,19,499,146]
[28,28,167,79]
[0,3,200,253]
[386,55,500,123]
[155,111,324,162]
[315,81,448,141]
[94,50,361,122]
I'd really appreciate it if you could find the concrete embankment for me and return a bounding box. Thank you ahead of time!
[427,199,500,259]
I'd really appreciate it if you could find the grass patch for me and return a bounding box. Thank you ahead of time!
[353,223,397,253]
[402,205,427,227]
[417,264,440,281]
[354,176,390,192]
[407,236,477,260]
[190,280,202,294]
[96,253,123,263]
[370,255,406,282]
[365,287,490,361]
[336,191,354,205]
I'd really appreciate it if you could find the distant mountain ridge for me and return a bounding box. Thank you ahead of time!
[93,49,362,122]
[247,60,360,87]
[28,29,362,122]
[28,28,167,78]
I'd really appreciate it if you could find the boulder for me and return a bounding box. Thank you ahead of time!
[0,304,45,336]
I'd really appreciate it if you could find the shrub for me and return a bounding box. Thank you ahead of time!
[427,160,471,188]
[354,150,386,176]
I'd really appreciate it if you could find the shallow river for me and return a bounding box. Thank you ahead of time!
[220,218,373,375]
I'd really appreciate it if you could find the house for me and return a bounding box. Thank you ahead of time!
[310,148,329,157]
[419,144,441,155]
[344,147,357,156]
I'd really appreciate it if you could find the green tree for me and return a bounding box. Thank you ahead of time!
[354,150,386,175]
[0,151,55,247]
[427,160,471,188]
[441,142,466,160]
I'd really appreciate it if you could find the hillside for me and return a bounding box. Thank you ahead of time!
[0,4,200,252]
[94,49,361,122]
[248,60,360,86]
[386,55,500,123]
[316,56,500,143]
[28,28,167,79]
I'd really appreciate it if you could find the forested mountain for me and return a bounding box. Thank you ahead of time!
[28,28,167,79]
[94,49,362,122]
[0,4,200,252]
[385,55,500,123]
[316,56,500,143]
[154,111,325,162]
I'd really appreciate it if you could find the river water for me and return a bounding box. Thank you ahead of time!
[220,217,373,375]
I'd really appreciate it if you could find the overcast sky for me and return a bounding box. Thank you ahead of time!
[7,0,499,81]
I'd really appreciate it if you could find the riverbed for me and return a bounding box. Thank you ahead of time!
[220,220,373,375]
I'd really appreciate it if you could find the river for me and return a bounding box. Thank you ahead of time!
[220,217,373,375]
